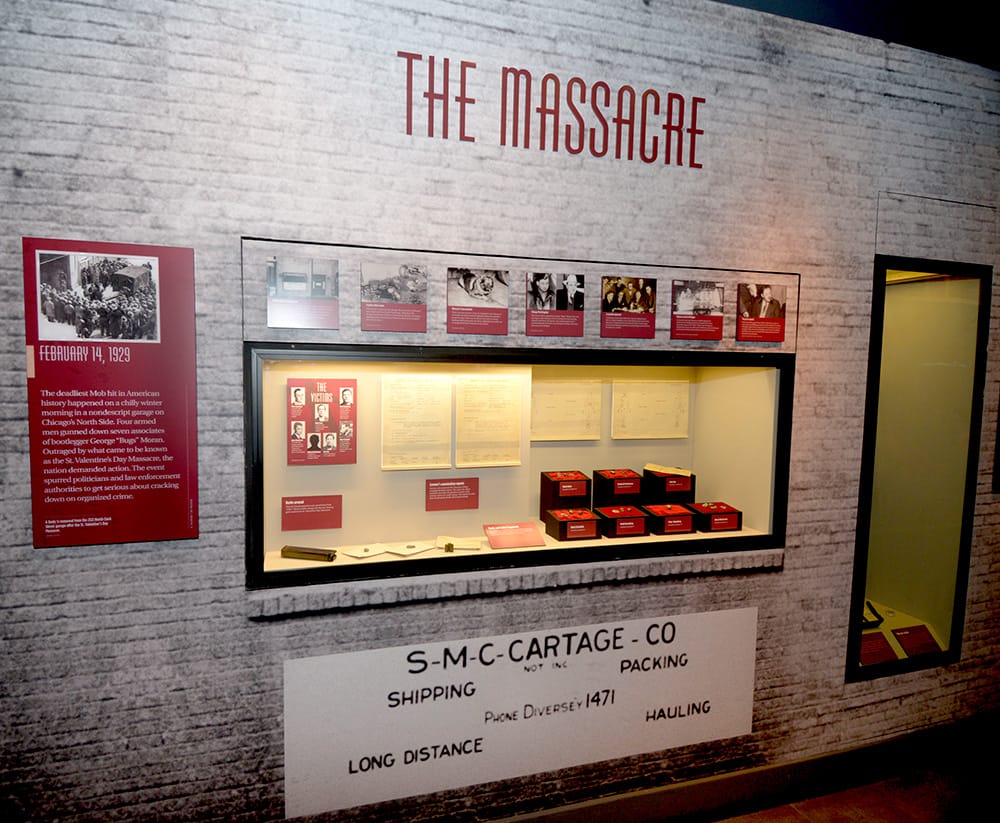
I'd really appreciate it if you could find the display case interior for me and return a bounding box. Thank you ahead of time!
[846,256,991,679]
[245,343,794,588]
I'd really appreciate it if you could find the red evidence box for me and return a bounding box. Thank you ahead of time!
[689,502,743,532]
[595,505,649,538]
[643,504,695,535]
[641,468,696,505]
[593,468,643,509]
[543,508,601,541]
[539,471,591,520]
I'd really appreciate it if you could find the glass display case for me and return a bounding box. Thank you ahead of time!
[846,255,991,679]
[245,343,794,588]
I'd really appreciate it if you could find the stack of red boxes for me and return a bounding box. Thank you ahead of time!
[539,463,741,541]
[641,464,696,535]
[540,471,596,541]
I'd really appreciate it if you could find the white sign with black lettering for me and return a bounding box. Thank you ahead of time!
[284,607,757,817]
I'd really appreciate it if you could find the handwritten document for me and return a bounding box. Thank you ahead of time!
[611,380,689,439]
[530,380,602,441]
[381,373,453,469]
[456,372,524,467]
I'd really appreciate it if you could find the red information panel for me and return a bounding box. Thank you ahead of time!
[426,478,479,512]
[266,253,340,330]
[360,261,428,333]
[735,282,786,343]
[362,301,427,333]
[526,307,584,337]
[287,378,357,465]
[268,297,340,330]
[599,276,656,339]
[670,279,724,341]
[446,267,509,335]
[281,495,343,531]
[525,272,585,337]
[23,237,198,548]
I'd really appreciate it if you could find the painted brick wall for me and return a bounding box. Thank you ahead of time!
[1,1,998,821]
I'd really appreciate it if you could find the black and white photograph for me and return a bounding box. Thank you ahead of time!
[738,282,786,319]
[361,262,428,304]
[36,251,160,342]
[600,276,656,314]
[526,272,557,310]
[672,279,724,316]
[555,274,585,311]
[266,254,341,330]
[268,255,339,300]
[447,267,509,308]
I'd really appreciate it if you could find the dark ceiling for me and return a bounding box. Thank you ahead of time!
[708,0,998,72]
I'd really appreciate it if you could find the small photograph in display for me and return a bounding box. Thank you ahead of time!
[527,272,587,311]
[738,282,786,319]
[527,272,557,310]
[673,280,723,316]
[269,256,339,300]
[555,274,585,311]
[37,251,161,342]
[266,255,340,330]
[600,276,656,314]
[361,262,428,305]
[447,268,509,308]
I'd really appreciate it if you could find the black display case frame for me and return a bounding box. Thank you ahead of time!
[845,255,992,681]
[245,341,795,590]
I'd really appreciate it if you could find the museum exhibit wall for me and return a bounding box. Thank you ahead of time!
[1,1,998,821]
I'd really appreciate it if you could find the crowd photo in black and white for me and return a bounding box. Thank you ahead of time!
[38,253,160,342]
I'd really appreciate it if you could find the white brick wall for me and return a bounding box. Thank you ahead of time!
[1,1,998,820]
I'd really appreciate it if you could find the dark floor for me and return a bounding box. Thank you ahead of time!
[510,716,996,823]
[711,763,976,823]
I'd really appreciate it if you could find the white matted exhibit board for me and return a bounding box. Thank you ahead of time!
[284,607,757,816]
